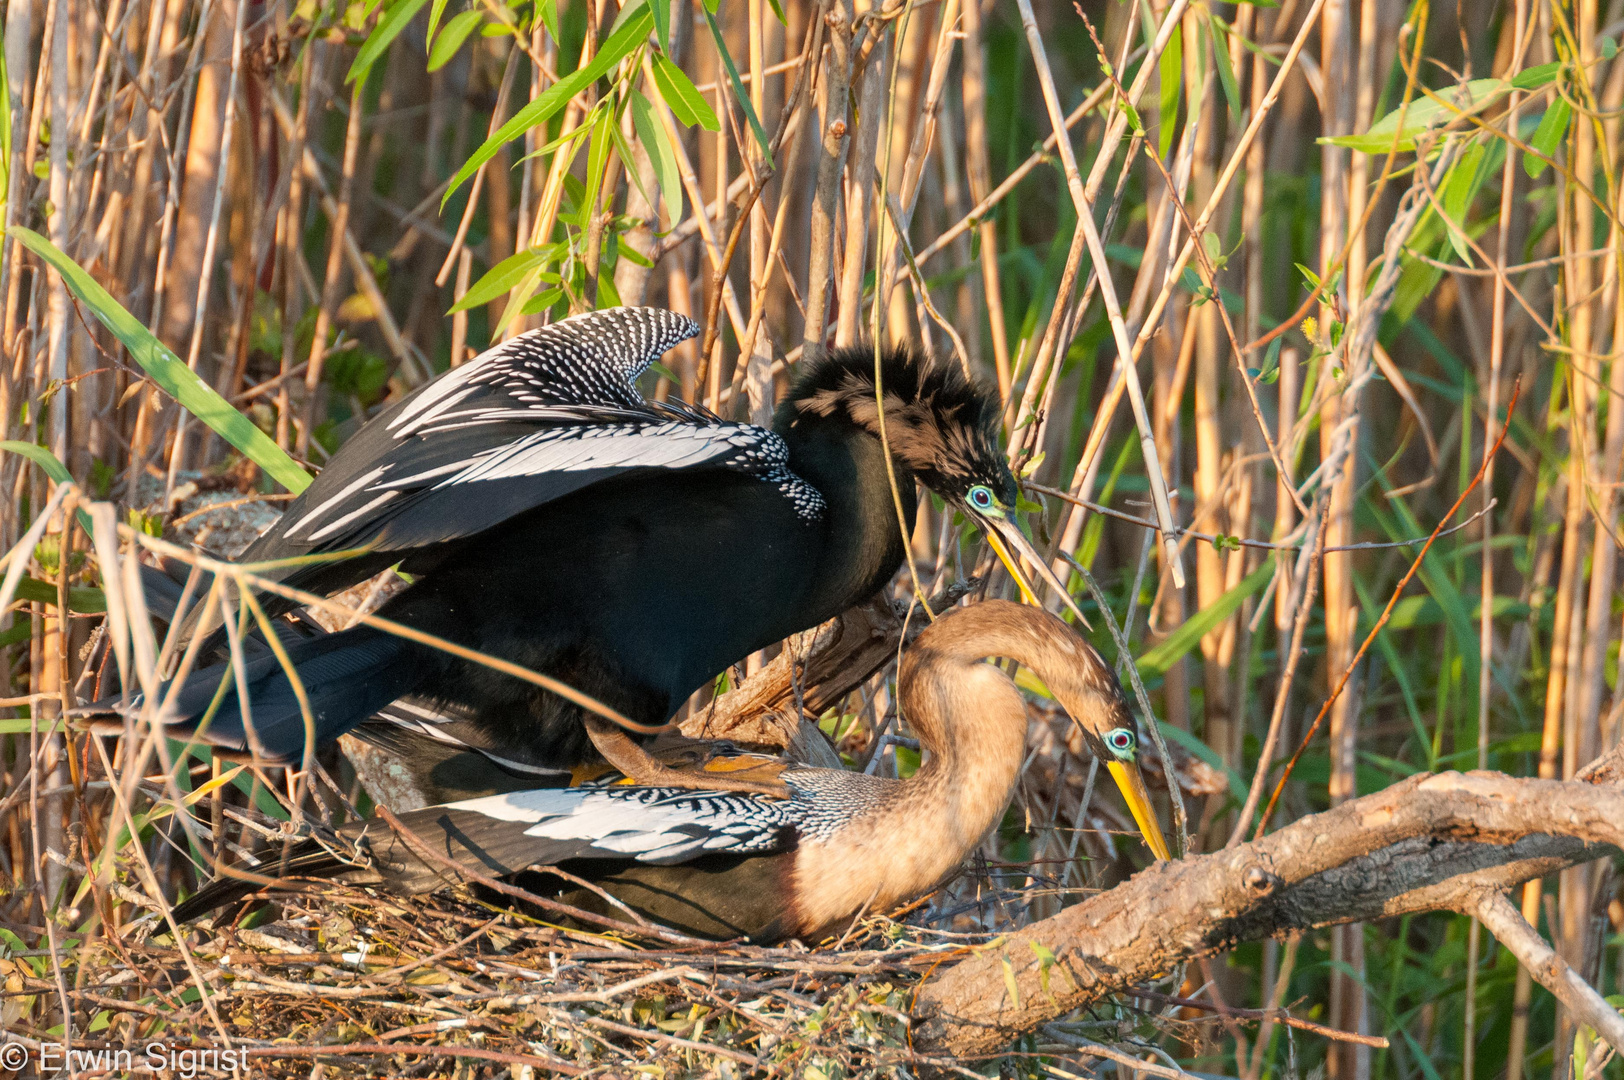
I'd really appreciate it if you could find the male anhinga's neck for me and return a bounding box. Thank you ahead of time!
[787,602,1165,939]
[775,409,917,626]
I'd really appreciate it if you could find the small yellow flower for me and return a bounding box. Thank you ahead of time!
[1302,315,1319,342]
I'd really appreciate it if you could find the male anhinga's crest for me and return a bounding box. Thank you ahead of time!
[173,601,1172,939]
[101,307,1073,790]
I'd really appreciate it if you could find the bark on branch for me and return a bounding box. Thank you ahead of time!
[911,762,1624,1062]
[1468,890,1624,1053]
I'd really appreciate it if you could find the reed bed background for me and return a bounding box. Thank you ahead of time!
[0,0,1620,1074]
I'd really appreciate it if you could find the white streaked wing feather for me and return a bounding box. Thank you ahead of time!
[283,466,388,540]
[424,425,763,488]
[387,308,696,440]
[304,489,402,543]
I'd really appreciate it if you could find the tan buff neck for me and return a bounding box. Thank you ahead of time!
[787,602,1120,940]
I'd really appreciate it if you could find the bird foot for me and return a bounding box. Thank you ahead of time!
[583,718,790,798]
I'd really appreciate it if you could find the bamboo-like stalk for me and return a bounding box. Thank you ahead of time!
[1316,0,1363,1069]
[166,0,247,486]
[743,0,775,425]
[834,22,883,349]
[1187,8,1233,776]
[1014,0,1184,591]
[958,0,1006,393]
[1480,4,1530,1074]
[297,79,364,456]
[1550,1,1599,1054]
[801,0,852,363]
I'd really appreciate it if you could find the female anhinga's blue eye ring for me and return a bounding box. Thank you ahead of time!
[1104,728,1137,759]
[967,485,998,513]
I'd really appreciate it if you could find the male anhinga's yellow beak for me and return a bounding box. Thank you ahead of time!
[965,491,1172,862]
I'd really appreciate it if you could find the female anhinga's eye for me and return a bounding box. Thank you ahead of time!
[1104,728,1137,759]
[967,485,998,513]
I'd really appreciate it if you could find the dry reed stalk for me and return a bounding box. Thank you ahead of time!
[801,0,852,364]
[834,15,882,350]
[1014,0,1185,592]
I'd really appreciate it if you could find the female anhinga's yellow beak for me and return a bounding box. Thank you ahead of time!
[963,488,1173,862]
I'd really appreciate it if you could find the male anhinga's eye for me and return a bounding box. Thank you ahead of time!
[967,485,997,512]
[1104,728,1137,759]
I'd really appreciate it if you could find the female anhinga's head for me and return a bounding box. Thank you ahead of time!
[781,347,1096,624]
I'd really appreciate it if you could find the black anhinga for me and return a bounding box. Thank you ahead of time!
[125,307,1080,788]
[173,601,1171,940]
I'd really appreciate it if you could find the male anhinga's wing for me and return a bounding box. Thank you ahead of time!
[246,307,823,580]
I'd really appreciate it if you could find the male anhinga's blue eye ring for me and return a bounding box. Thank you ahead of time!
[1105,728,1137,758]
[967,485,996,511]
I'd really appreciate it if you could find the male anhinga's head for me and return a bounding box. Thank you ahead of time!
[781,346,1095,625]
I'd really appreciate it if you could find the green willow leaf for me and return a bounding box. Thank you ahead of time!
[1155,720,1248,803]
[701,5,771,165]
[1439,141,1488,264]
[428,10,483,71]
[1157,26,1182,158]
[1323,68,1558,153]
[1525,95,1570,179]
[630,89,682,219]
[1207,15,1241,121]
[1136,558,1274,676]
[450,246,551,313]
[8,227,312,494]
[649,0,669,54]
[581,103,615,230]
[0,441,95,532]
[1511,61,1562,89]
[348,0,433,84]
[608,112,657,216]
[9,576,105,613]
[426,0,452,51]
[536,0,560,40]
[650,54,719,131]
[444,8,654,206]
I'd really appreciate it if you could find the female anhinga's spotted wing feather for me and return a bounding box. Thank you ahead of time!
[168,766,886,922]
[170,782,809,921]
[432,786,798,866]
[247,307,823,569]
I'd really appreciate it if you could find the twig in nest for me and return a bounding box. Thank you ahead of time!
[1130,989,1389,1047]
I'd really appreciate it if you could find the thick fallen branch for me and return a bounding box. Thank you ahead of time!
[911,762,1624,1062]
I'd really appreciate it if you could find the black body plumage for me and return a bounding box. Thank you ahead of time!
[121,308,1014,774]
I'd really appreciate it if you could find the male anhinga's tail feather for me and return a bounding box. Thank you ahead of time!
[87,627,419,764]
[170,837,352,923]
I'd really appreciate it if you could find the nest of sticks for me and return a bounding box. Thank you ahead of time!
[1,857,1210,1078]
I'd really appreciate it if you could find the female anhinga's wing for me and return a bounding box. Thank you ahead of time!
[246,307,824,588]
[170,782,807,923]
